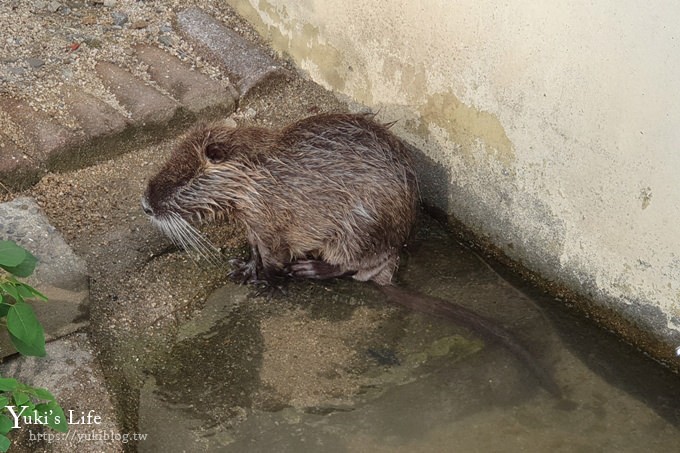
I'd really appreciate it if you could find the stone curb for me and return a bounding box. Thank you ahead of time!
[0,6,285,190]
[95,62,181,126]
[176,7,289,96]
[0,8,256,190]
[135,44,240,115]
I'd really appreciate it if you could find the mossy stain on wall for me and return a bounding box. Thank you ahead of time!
[232,1,513,168]
[233,0,348,92]
[420,91,515,167]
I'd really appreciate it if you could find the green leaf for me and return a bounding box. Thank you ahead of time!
[9,331,45,357]
[0,433,9,452]
[7,302,45,357]
[0,283,46,303]
[0,415,11,436]
[6,258,37,279]
[0,397,8,407]
[23,285,47,301]
[0,241,37,278]
[0,379,18,392]
[0,285,20,303]
[31,388,55,402]
[12,392,28,407]
[0,254,37,278]
[13,284,47,302]
[0,304,8,318]
[16,285,33,299]
[45,402,68,433]
[0,241,26,267]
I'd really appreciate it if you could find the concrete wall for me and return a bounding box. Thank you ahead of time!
[227,0,680,361]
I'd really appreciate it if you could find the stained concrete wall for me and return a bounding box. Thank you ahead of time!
[227,0,680,362]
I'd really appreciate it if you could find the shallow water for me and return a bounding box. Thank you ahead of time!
[139,215,680,452]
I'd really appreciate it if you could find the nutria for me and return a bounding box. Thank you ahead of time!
[142,112,561,397]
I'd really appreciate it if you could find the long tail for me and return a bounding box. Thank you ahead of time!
[379,284,562,397]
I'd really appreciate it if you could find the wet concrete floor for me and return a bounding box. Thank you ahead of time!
[136,215,680,452]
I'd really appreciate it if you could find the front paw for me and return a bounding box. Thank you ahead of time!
[228,258,260,284]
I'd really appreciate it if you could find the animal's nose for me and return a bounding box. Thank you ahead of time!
[141,196,153,216]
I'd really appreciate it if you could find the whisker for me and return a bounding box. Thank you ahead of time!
[178,217,221,265]
[150,213,222,265]
[169,214,219,264]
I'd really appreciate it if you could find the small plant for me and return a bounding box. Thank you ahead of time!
[0,240,46,357]
[0,378,68,451]
[0,240,68,451]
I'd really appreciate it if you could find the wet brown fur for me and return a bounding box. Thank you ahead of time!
[143,113,561,397]
[144,113,418,285]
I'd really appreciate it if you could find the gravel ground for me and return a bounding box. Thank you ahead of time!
[0,0,266,138]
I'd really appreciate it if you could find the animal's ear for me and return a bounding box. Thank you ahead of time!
[204,142,229,164]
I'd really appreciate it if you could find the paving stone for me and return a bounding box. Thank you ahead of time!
[6,66,27,76]
[135,44,237,114]
[61,86,128,139]
[131,20,147,30]
[0,197,89,359]
[0,134,40,189]
[95,62,179,126]
[0,333,124,453]
[0,98,75,163]
[176,7,287,96]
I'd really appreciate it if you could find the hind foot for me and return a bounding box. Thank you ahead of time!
[285,260,357,280]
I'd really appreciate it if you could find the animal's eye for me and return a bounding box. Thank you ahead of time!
[205,143,227,163]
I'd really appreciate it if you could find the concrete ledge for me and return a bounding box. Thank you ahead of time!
[63,87,128,140]
[96,62,180,126]
[135,45,238,114]
[0,98,74,164]
[177,7,288,96]
[0,134,40,191]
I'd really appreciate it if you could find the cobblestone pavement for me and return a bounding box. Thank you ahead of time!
[0,1,285,190]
